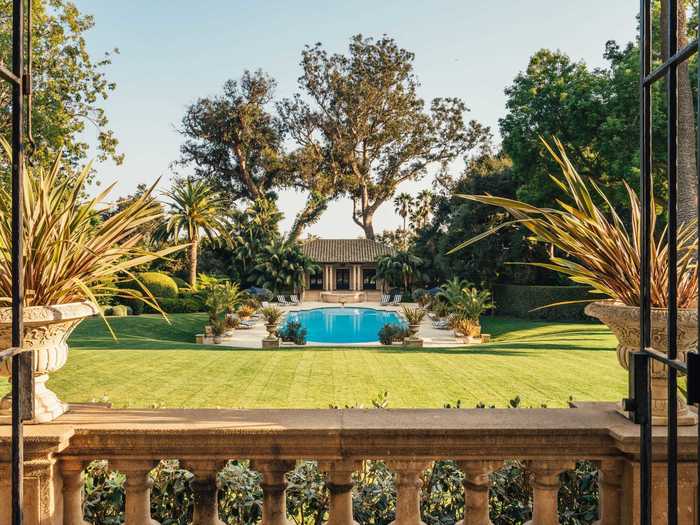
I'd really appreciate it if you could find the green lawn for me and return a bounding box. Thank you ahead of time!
[0,314,626,409]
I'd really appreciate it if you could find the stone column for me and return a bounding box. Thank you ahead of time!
[389,461,430,525]
[182,460,227,525]
[457,461,501,525]
[525,460,574,525]
[320,460,360,525]
[111,460,160,525]
[252,460,296,525]
[62,459,89,525]
[595,460,622,525]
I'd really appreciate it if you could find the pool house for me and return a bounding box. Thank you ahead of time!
[300,238,395,302]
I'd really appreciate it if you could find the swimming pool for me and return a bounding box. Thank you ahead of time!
[285,307,405,344]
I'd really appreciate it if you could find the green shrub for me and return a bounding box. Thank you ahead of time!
[378,323,409,345]
[99,305,113,316]
[278,321,307,345]
[111,305,128,317]
[120,272,179,299]
[119,294,145,315]
[170,275,189,289]
[142,296,206,314]
[492,284,592,321]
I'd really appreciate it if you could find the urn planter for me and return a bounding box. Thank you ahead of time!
[585,300,697,426]
[0,301,98,424]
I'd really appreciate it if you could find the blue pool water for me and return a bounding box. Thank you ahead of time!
[285,307,405,344]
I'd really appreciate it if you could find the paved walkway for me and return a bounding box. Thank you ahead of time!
[199,301,471,348]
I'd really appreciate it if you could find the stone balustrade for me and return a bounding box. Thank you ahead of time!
[0,402,697,525]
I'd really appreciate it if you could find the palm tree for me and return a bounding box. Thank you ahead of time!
[156,179,229,288]
[393,193,415,231]
[411,190,433,230]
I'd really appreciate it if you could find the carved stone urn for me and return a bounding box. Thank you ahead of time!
[0,301,98,424]
[585,300,697,426]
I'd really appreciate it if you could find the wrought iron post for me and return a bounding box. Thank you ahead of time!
[0,1,34,524]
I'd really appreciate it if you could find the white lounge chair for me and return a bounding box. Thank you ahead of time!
[261,301,270,308]
[289,294,301,305]
[431,318,450,330]
[277,295,289,306]
[239,319,256,330]
[391,294,402,306]
[380,294,391,306]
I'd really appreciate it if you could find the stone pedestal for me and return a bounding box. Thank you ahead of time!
[262,337,280,349]
[403,336,423,348]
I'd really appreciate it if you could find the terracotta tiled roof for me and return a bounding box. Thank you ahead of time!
[301,238,395,264]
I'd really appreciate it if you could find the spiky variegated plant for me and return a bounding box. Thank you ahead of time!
[0,140,183,312]
[451,138,698,308]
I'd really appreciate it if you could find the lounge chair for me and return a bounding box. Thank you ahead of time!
[277,295,289,306]
[238,319,256,330]
[261,301,270,308]
[391,294,402,306]
[431,318,450,330]
[289,294,301,305]
[379,294,391,306]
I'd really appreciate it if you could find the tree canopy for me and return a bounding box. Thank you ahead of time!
[0,0,120,172]
[278,34,490,239]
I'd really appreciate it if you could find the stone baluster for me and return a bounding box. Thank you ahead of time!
[252,460,296,525]
[182,460,227,525]
[456,461,502,525]
[320,460,361,525]
[389,461,430,525]
[111,460,160,525]
[595,460,622,525]
[525,460,574,525]
[61,459,89,525]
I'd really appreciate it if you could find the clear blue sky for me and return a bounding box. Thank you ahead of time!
[74,0,638,238]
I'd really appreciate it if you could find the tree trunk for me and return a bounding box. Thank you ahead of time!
[661,0,697,227]
[188,239,198,288]
[362,215,375,240]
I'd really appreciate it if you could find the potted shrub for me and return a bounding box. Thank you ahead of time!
[261,306,284,348]
[455,138,697,425]
[0,143,180,423]
[401,306,426,336]
[211,318,226,344]
[237,304,257,321]
[438,281,494,339]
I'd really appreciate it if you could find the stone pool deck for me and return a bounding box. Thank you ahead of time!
[197,302,473,349]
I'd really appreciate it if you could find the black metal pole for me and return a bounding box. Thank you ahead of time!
[11,0,25,524]
[639,0,653,523]
[666,1,679,523]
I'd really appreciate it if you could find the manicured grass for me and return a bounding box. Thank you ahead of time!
[0,314,626,409]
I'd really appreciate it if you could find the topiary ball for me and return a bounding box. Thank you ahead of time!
[133,272,179,298]
[111,305,129,317]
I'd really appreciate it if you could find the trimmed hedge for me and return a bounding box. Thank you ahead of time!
[492,284,593,321]
[120,272,179,299]
[170,275,189,289]
[146,297,205,314]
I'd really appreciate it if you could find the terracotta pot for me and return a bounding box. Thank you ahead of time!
[585,300,697,426]
[213,335,223,344]
[0,301,98,423]
[409,323,420,336]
